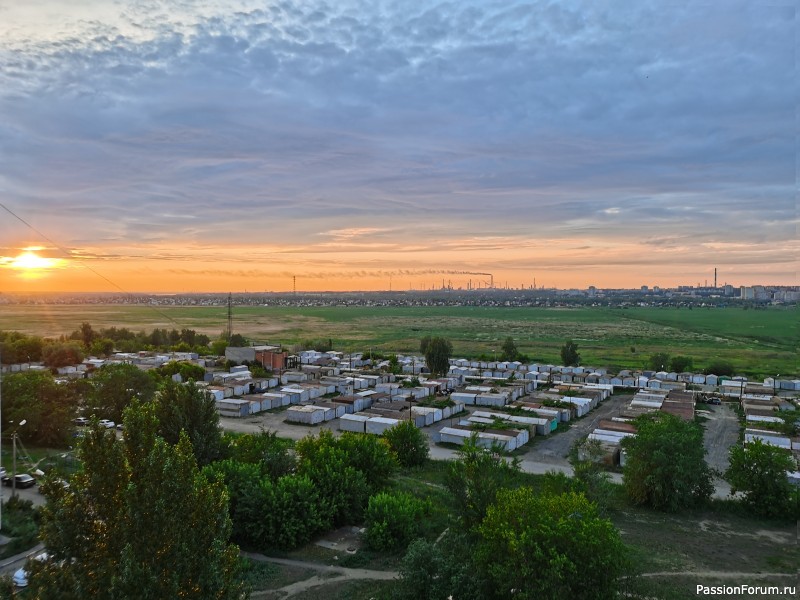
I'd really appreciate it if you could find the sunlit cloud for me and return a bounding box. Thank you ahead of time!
[0,1,795,291]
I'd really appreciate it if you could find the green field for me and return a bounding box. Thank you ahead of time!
[0,304,797,377]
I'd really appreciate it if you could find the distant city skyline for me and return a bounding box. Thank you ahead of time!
[1,2,797,293]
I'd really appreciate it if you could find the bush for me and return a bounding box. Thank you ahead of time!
[364,492,428,552]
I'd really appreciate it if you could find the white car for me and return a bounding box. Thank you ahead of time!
[13,552,48,587]
[98,419,115,429]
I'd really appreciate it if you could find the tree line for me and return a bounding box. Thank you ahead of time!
[0,324,237,368]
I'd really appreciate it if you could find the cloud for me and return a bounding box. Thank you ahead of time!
[0,1,795,288]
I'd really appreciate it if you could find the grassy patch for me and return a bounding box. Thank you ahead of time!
[612,505,799,576]
[2,305,796,377]
[288,579,396,600]
[239,559,316,592]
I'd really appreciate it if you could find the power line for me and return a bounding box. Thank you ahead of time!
[0,202,186,329]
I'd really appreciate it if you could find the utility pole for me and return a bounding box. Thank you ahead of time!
[12,432,16,499]
[227,292,233,343]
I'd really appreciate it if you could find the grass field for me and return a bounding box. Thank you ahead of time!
[0,304,797,377]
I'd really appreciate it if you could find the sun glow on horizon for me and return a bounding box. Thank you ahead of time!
[1,250,65,279]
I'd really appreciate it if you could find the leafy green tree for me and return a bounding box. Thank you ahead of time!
[229,334,247,347]
[477,488,625,600]
[444,435,521,530]
[669,355,694,373]
[621,413,714,512]
[154,380,223,466]
[295,430,370,526]
[335,433,397,494]
[87,362,157,423]
[222,430,295,480]
[211,339,228,356]
[500,337,519,362]
[419,335,432,355]
[560,340,580,366]
[157,361,206,382]
[387,354,401,375]
[0,574,14,599]
[704,360,735,376]
[383,420,429,468]
[724,440,798,518]
[269,474,326,549]
[0,332,44,363]
[79,322,97,348]
[29,402,244,599]
[570,439,615,511]
[422,336,452,376]
[364,492,428,552]
[0,370,80,447]
[89,338,115,357]
[394,533,487,600]
[394,539,450,600]
[41,342,84,368]
[647,352,670,371]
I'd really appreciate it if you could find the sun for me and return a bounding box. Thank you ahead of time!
[1,249,65,279]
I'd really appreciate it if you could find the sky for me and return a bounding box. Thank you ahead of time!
[0,1,797,293]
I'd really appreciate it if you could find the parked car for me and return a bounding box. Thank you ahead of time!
[116,423,124,431]
[98,419,115,429]
[73,417,89,426]
[2,474,36,489]
[13,552,48,587]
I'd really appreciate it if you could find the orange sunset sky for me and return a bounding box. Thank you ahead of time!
[1,2,797,293]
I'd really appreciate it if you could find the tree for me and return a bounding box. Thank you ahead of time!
[0,370,80,447]
[78,322,96,349]
[335,432,397,494]
[477,488,625,600]
[222,429,295,481]
[570,439,615,511]
[394,534,486,600]
[364,492,428,552]
[295,430,371,526]
[560,339,580,366]
[704,360,735,376]
[500,337,519,362]
[422,336,452,376]
[419,335,432,355]
[29,402,244,599]
[87,362,157,423]
[669,355,694,373]
[444,434,521,530]
[621,413,714,512]
[154,380,223,466]
[383,420,429,468]
[156,361,206,382]
[41,342,84,368]
[229,334,247,347]
[89,338,115,357]
[648,352,670,371]
[724,440,798,519]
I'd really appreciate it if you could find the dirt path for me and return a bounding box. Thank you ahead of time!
[640,571,797,579]
[243,552,398,599]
